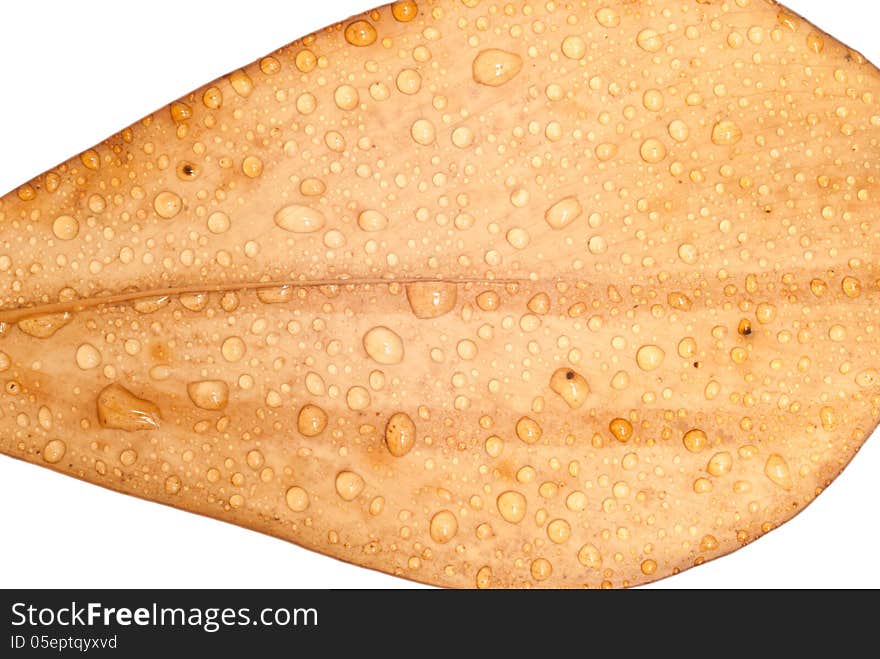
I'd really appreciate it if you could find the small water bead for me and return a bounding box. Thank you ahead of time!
[561,35,586,59]
[42,439,66,464]
[186,380,229,410]
[577,544,602,569]
[515,416,542,444]
[683,429,708,453]
[18,312,72,339]
[640,138,667,164]
[229,70,253,97]
[429,510,458,544]
[285,486,310,512]
[357,209,388,232]
[595,7,620,28]
[221,336,246,363]
[636,345,665,371]
[410,119,436,145]
[363,326,405,364]
[764,454,793,490]
[711,120,743,146]
[75,343,101,370]
[52,215,79,240]
[202,86,222,109]
[451,126,474,148]
[707,452,733,477]
[472,49,523,87]
[396,68,422,95]
[334,85,359,110]
[345,20,377,47]
[391,1,418,22]
[549,368,589,409]
[405,282,457,319]
[637,29,664,53]
[170,102,192,123]
[546,519,571,544]
[506,227,530,249]
[667,120,690,143]
[164,476,181,495]
[335,471,365,501]
[153,191,182,219]
[241,156,264,178]
[346,386,371,411]
[530,559,553,582]
[496,490,527,523]
[806,31,825,54]
[274,205,326,233]
[298,404,328,437]
[609,417,633,443]
[207,211,231,234]
[80,149,100,170]
[385,412,416,457]
[97,383,161,431]
[640,559,658,576]
[544,196,582,230]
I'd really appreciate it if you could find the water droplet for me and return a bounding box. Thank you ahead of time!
[344,19,377,46]
[221,336,246,363]
[561,35,586,59]
[707,451,733,476]
[806,31,824,54]
[241,155,264,178]
[186,380,229,410]
[18,312,72,339]
[274,205,326,233]
[683,428,708,453]
[595,7,620,28]
[286,486,310,512]
[640,559,658,576]
[476,566,492,589]
[385,412,416,457]
[609,417,633,443]
[405,281,457,319]
[334,84,359,110]
[472,49,523,87]
[544,196,582,230]
[97,383,161,431]
[496,490,527,523]
[711,120,743,146]
[42,439,66,464]
[229,70,254,97]
[636,345,665,371]
[515,416,542,444]
[363,326,405,364]
[410,118,436,145]
[335,471,365,501]
[52,215,79,240]
[429,510,458,543]
[75,343,101,370]
[637,29,664,53]
[357,209,388,232]
[577,543,602,569]
[80,149,100,170]
[164,476,181,495]
[764,454,793,490]
[547,518,571,544]
[391,1,418,22]
[640,138,667,164]
[531,558,553,581]
[549,368,589,409]
[298,404,328,437]
[154,191,182,219]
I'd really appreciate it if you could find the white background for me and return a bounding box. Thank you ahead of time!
[0,0,878,589]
